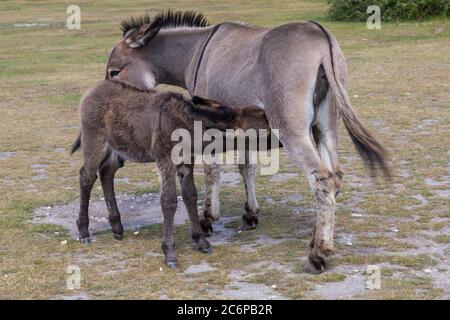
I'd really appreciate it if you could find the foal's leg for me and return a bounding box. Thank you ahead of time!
[77,164,98,243]
[200,163,221,236]
[77,135,106,243]
[99,154,125,240]
[156,161,178,268]
[177,164,211,253]
[238,159,260,230]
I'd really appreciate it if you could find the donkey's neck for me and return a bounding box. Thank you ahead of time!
[144,27,216,91]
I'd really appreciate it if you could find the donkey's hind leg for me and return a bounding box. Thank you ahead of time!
[99,152,125,240]
[177,164,211,253]
[280,132,337,274]
[200,163,221,236]
[314,91,344,195]
[263,73,338,274]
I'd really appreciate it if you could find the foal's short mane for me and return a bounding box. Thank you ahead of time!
[107,80,235,129]
[120,10,210,35]
[109,79,156,94]
[109,80,186,104]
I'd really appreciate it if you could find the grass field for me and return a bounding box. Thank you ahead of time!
[0,0,449,299]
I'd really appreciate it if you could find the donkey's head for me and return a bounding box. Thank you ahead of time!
[106,11,210,90]
[105,17,163,90]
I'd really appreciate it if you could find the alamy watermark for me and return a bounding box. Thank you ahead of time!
[66,5,81,30]
[66,265,81,290]
[367,5,381,29]
[366,265,381,290]
[171,121,280,175]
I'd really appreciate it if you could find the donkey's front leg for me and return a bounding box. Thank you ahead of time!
[177,164,211,253]
[200,163,221,236]
[157,161,178,268]
[238,162,260,230]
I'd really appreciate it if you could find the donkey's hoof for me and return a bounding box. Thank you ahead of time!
[304,258,326,275]
[79,237,91,244]
[113,232,123,241]
[166,261,178,269]
[200,219,213,237]
[240,215,258,231]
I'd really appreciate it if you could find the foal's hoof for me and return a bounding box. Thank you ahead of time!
[193,232,212,254]
[113,232,123,241]
[200,246,212,254]
[198,240,212,254]
[166,261,178,269]
[200,219,213,237]
[304,258,326,275]
[240,215,258,231]
[79,237,91,244]
[192,242,212,254]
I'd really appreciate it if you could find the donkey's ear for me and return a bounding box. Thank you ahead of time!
[125,17,163,48]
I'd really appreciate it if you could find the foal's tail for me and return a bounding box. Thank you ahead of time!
[310,21,392,177]
[71,133,81,155]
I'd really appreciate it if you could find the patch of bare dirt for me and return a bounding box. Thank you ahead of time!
[184,261,217,274]
[240,235,287,253]
[216,270,288,300]
[31,193,189,239]
[270,173,299,183]
[308,274,365,299]
[0,152,16,159]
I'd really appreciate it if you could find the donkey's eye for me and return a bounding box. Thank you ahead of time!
[109,70,120,78]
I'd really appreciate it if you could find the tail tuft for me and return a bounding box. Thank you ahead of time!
[335,89,392,178]
[70,133,81,155]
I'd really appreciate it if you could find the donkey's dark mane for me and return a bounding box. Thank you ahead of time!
[120,10,210,35]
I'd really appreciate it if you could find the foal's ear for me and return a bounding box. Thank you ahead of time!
[192,96,222,109]
[125,17,163,48]
[191,96,236,129]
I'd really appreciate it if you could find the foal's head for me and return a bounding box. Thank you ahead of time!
[189,96,270,132]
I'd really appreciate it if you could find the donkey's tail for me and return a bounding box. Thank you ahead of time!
[309,21,392,177]
[71,133,81,155]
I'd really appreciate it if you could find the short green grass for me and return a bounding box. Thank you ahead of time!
[0,0,449,299]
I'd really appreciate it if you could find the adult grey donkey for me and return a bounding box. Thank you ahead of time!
[103,11,391,274]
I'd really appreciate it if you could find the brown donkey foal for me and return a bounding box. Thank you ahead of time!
[72,80,271,268]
